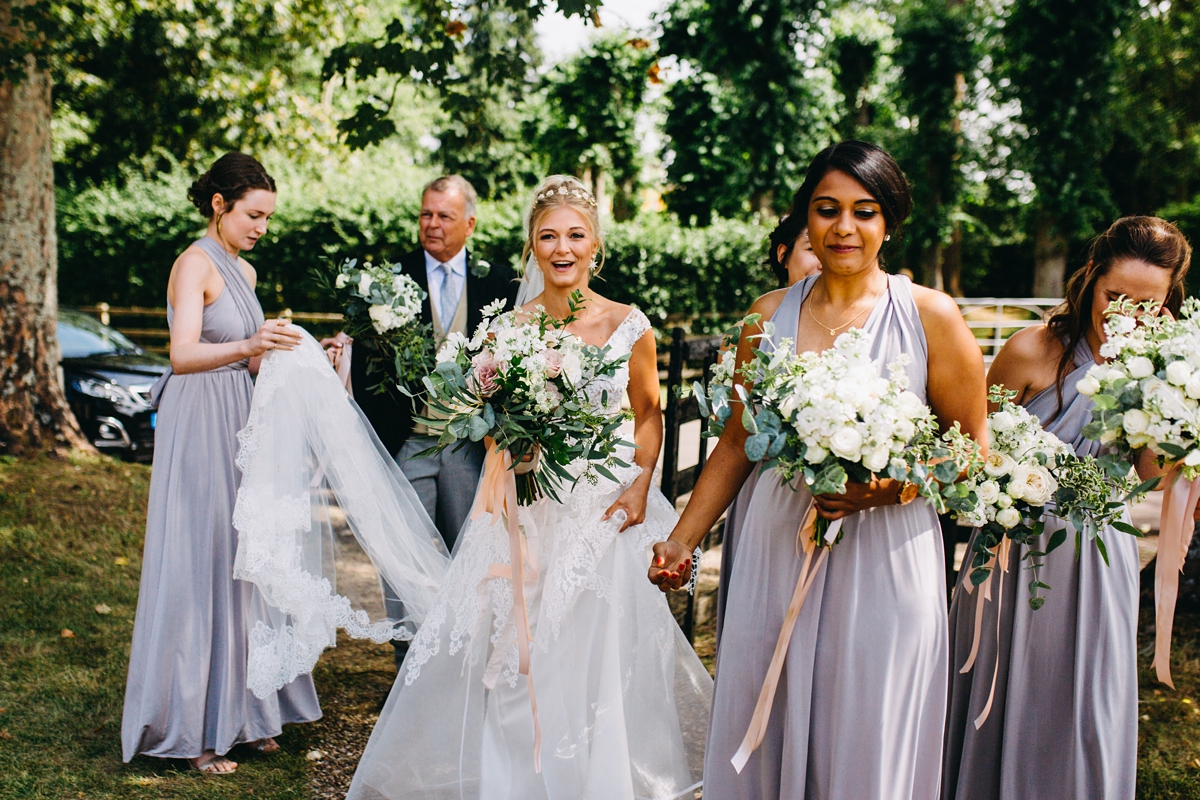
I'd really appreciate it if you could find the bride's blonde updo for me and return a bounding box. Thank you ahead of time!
[522,175,606,275]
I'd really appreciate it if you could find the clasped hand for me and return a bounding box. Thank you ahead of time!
[247,318,302,356]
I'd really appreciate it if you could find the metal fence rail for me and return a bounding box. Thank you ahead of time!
[955,297,1061,367]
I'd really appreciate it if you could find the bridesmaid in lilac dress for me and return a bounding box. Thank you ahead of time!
[651,141,988,799]
[122,153,317,774]
[943,216,1192,800]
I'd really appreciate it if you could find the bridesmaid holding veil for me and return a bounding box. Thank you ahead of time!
[121,152,318,773]
[650,141,987,799]
[942,216,1191,800]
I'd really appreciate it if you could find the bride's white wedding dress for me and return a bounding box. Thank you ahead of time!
[346,308,711,800]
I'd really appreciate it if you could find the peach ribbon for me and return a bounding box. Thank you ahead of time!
[731,500,825,774]
[957,536,1012,729]
[471,446,543,773]
[335,342,353,398]
[1154,467,1200,688]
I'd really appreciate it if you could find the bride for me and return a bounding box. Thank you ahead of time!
[234,175,711,799]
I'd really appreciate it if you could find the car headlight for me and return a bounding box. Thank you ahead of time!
[72,378,149,412]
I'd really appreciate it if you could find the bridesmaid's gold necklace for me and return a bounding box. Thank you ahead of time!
[808,279,885,337]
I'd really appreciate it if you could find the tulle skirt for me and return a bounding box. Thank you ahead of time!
[346,465,712,799]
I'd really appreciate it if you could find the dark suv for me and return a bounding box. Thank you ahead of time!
[58,309,170,462]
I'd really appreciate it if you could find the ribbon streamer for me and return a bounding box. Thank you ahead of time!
[1154,467,1200,688]
[335,342,354,398]
[472,446,544,773]
[731,500,825,774]
[957,536,1011,729]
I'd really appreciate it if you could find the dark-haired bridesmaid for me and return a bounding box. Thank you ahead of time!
[651,141,988,798]
[943,216,1192,800]
[121,152,318,773]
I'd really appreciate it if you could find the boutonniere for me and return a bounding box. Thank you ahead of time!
[468,253,491,279]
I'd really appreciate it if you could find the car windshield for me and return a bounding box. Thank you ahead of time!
[58,311,142,359]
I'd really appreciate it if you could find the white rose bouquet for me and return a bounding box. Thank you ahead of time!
[1078,297,1200,478]
[328,258,434,395]
[954,387,1150,609]
[729,327,971,545]
[420,292,634,505]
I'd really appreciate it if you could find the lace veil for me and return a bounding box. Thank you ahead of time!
[232,329,450,698]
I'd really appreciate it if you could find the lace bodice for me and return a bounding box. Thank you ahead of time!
[586,308,652,417]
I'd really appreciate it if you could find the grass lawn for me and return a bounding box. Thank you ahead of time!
[3,453,1200,798]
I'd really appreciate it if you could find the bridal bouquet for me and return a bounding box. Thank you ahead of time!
[1077,297,1200,477]
[328,258,434,394]
[420,292,634,504]
[953,388,1147,609]
[730,327,971,544]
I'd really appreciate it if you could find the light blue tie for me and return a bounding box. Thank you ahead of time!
[438,263,458,330]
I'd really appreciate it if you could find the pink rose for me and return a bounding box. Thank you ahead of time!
[543,348,564,378]
[470,352,500,397]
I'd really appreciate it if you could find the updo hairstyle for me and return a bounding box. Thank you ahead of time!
[768,213,807,286]
[188,152,276,219]
[1045,215,1192,411]
[787,140,913,237]
[521,175,605,275]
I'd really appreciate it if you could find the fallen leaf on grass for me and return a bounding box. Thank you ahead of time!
[61,629,75,639]
[113,557,128,566]
[95,604,111,615]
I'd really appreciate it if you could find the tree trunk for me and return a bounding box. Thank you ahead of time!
[942,223,963,297]
[0,53,90,455]
[918,242,944,291]
[1032,216,1068,298]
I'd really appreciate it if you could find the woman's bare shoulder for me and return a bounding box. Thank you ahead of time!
[748,287,790,320]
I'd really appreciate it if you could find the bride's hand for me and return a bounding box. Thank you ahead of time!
[603,483,647,532]
[648,538,693,593]
[319,332,352,368]
[813,476,902,520]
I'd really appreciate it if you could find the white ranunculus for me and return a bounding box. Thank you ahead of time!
[368,304,398,333]
[358,274,374,296]
[975,480,1001,505]
[1076,374,1101,396]
[1006,462,1056,506]
[996,493,1014,509]
[1185,449,1200,468]
[1167,360,1193,386]
[804,443,828,464]
[1127,356,1156,379]
[996,507,1022,529]
[829,427,864,461]
[1104,367,1127,384]
[862,446,890,473]
[983,451,1018,478]
[990,410,1016,433]
[335,273,349,289]
[1122,408,1150,435]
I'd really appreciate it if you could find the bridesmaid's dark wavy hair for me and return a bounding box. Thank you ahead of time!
[768,213,807,287]
[1045,215,1192,414]
[787,141,913,246]
[188,152,276,219]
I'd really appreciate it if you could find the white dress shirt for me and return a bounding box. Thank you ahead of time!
[424,248,468,326]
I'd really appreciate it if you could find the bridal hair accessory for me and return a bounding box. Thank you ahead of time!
[535,185,598,208]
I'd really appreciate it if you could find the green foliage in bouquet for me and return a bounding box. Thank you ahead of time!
[418,292,635,505]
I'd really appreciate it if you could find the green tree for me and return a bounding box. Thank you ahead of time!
[657,0,834,223]
[892,0,975,294]
[997,0,1137,296]
[531,35,656,220]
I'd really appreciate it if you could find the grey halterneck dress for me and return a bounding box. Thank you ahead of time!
[943,338,1139,800]
[122,237,321,762]
[705,274,948,800]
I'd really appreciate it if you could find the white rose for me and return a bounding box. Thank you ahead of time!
[368,304,398,333]
[1127,356,1156,379]
[357,274,374,296]
[1007,463,1056,506]
[1075,374,1101,396]
[975,480,1001,506]
[990,411,1016,433]
[862,446,890,474]
[996,493,1014,509]
[1185,450,1200,468]
[829,427,864,461]
[1100,427,1120,445]
[804,443,828,464]
[1183,373,1200,401]
[996,507,1022,529]
[335,273,349,289]
[983,451,1017,478]
[1167,360,1193,386]
[1122,408,1150,435]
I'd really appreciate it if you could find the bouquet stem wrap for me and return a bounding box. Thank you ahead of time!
[958,537,1012,729]
[731,500,826,774]
[472,447,543,773]
[1155,467,1200,688]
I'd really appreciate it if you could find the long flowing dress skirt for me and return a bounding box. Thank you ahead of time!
[121,365,321,760]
